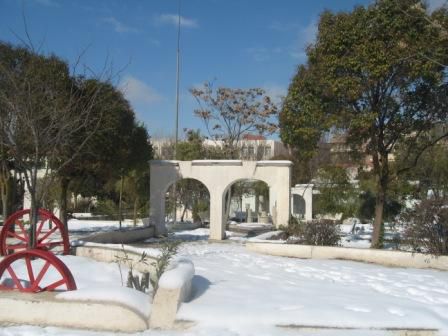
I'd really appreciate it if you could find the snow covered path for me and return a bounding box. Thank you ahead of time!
[178,242,448,332]
[1,240,448,335]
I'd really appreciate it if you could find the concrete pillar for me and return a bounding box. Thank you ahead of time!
[304,187,313,221]
[209,191,226,240]
[149,189,167,236]
[290,184,313,222]
[273,184,290,228]
[269,187,276,226]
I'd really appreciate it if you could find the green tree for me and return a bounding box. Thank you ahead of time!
[280,0,448,247]
[313,166,357,219]
[398,141,448,199]
[0,42,107,245]
[56,80,153,228]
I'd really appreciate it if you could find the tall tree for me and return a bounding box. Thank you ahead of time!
[280,0,448,247]
[0,42,107,245]
[190,83,278,159]
[56,81,153,228]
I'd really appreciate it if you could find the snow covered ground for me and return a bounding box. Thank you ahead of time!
[1,222,448,336]
[177,242,448,333]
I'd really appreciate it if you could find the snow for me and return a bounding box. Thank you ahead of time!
[74,241,162,259]
[0,254,152,318]
[2,224,448,336]
[57,286,151,317]
[247,230,286,243]
[176,242,448,332]
[68,219,138,232]
[158,258,195,290]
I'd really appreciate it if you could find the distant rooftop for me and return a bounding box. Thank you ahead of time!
[242,134,266,141]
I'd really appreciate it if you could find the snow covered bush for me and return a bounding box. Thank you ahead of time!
[401,198,448,256]
[284,218,340,246]
[150,239,181,297]
[115,245,151,293]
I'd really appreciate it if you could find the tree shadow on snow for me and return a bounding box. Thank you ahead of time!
[187,275,211,302]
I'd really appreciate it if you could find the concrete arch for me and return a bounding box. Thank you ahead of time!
[291,184,313,221]
[164,177,210,223]
[223,178,270,222]
[150,160,292,240]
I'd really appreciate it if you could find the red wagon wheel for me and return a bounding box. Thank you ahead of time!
[0,209,70,256]
[0,249,76,292]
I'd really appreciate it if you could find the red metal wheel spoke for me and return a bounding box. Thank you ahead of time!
[1,209,70,255]
[37,226,58,243]
[25,256,35,284]
[6,266,24,290]
[0,249,76,292]
[35,218,46,239]
[7,231,29,243]
[31,260,51,291]
[43,278,66,291]
[15,220,29,240]
[7,244,28,250]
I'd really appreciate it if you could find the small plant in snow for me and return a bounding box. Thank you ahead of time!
[150,239,181,297]
[401,198,448,256]
[283,217,340,246]
[115,244,150,293]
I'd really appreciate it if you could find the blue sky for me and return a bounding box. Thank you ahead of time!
[0,0,444,139]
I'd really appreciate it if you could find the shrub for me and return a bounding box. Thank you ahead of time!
[284,217,340,246]
[115,245,150,293]
[401,198,448,256]
[150,239,181,297]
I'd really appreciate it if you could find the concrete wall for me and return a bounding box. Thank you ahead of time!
[0,291,149,332]
[75,244,195,330]
[246,242,448,271]
[150,160,292,240]
[0,245,196,331]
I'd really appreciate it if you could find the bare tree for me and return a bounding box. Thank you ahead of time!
[0,42,109,246]
[190,82,278,159]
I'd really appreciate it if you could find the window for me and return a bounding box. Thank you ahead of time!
[248,146,255,158]
[264,146,271,158]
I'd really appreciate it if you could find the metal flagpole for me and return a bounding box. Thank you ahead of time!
[173,0,181,227]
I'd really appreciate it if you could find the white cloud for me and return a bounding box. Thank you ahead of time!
[120,76,163,106]
[302,19,318,46]
[154,14,198,28]
[287,19,317,61]
[101,17,139,33]
[262,84,287,106]
[426,0,447,11]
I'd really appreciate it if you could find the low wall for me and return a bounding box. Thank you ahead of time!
[150,258,195,329]
[75,244,195,329]
[0,245,195,331]
[246,243,448,271]
[75,243,159,273]
[0,291,148,332]
[81,226,155,244]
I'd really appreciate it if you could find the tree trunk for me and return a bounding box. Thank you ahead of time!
[0,163,9,222]
[1,184,7,223]
[224,188,232,224]
[118,175,124,229]
[371,183,386,248]
[59,177,70,232]
[133,196,139,227]
[29,195,39,249]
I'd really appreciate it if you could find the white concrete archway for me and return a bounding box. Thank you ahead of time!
[291,184,313,221]
[150,160,292,240]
